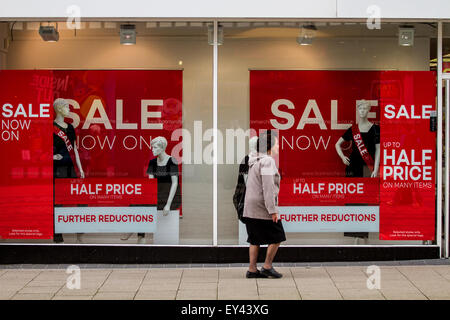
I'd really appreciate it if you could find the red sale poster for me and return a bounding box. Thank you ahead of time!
[0,70,183,239]
[250,70,436,237]
[0,70,54,239]
[54,70,183,179]
[379,71,436,240]
[250,70,381,179]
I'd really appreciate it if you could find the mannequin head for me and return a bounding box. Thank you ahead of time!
[249,136,258,155]
[53,98,70,118]
[357,100,371,120]
[151,136,168,157]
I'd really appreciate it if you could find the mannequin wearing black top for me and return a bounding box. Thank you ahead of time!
[340,124,380,177]
[147,156,181,211]
[335,100,380,242]
[53,98,85,243]
[335,100,380,178]
[121,136,181,244]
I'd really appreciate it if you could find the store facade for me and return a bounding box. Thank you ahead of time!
[0,1,449,263]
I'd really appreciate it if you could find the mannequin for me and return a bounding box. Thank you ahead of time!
[53,98,85,243]
[335,100,380,243]
[121,136,181,244]
[148,136,181,215]
[335,100,380,178]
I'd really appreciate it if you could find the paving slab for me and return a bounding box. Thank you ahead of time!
[380,288,428,300]
[258,287,301,299]
[19,286,62,294]
[33,272,68,281]
[93,292,136,300]
[0,282,29,291]
[0,264,449,300]
[134,290,177,300]
[176,289,217,300]
[56,287,100,296]
[256,279,297,288]
[11,293,55,300]
[333,280,373,290]
[301,292,343,300]
[139,282,180,291]
[25,280,66,287]
[338,288,385,300]
[218,294,260,300]
[52,295,93,300]
[0,291,17,300]
[98,283,142,292]
[179,282,218,290]
[146,269,183,277]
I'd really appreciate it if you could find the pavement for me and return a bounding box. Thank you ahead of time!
[1,260,450,300]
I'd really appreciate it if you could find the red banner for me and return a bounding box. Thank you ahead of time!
[379,71,436,240]
[279,178,379,206]
[0,70,54,239]
[250,70,436,238]
[0,70,183,239]
[56,70,183,178]
[55,178,157,206]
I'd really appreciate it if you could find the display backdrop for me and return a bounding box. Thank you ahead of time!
[250,70,436,240]
[0,70,54,239]
[0,70,183,239]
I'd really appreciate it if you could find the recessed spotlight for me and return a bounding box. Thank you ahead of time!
[120,24,136,45]
[39,25,59,42]
[297,24,317,46]
[398,26,414,47]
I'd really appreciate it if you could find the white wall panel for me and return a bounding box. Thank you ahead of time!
[0,0,337,19]
[337,0,450,19]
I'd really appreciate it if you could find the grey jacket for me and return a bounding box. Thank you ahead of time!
[243,153,281,220]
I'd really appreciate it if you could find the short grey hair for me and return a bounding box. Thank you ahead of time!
[151,136,168,150]
[249,136,258,154]
[357,99,370,109]
[53,98,69,112]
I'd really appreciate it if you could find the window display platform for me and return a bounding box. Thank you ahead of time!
[0,244,439,264]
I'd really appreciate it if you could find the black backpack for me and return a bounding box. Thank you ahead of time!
[233,155,249,223]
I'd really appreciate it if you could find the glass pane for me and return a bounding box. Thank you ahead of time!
[0,21,213,245]
[443,23,450,73]
[218,21,438,245]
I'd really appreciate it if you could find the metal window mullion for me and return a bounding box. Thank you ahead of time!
[446,80,450,258]
[437,21,443,258]
[213,20,218,246]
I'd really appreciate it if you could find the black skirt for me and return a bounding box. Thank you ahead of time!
[245,217,286,245]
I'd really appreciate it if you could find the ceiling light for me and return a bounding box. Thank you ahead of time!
[297,24,317,46]
[120,24,136,45]
[208,24,223,45]
[39,25,59,42]
[398,26,414,47]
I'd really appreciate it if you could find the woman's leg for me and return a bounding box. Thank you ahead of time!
[263,243,280,269]
[249,245,260,272]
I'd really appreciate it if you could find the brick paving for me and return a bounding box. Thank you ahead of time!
[0,260,449,300]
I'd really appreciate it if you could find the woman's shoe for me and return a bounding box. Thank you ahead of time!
[246,270,268,278]
[260,267,283,278]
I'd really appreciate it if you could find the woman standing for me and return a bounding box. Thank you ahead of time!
[243,130,285,279]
